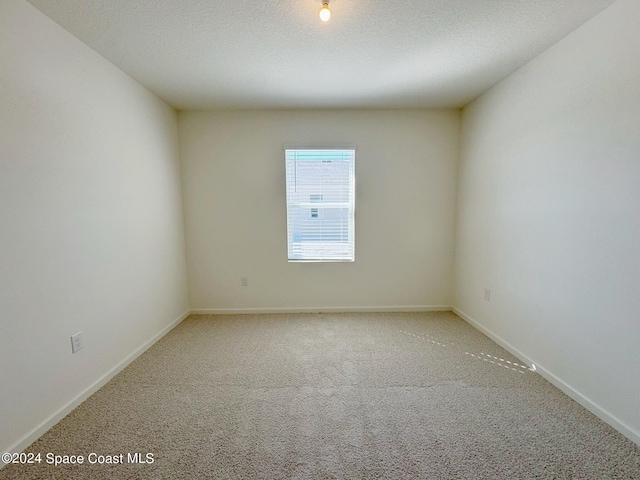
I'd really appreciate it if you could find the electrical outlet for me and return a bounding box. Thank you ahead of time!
[71,332,83,353]
[484,288,491,301]
[241,277,248,287]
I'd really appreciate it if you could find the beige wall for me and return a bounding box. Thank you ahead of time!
[179,109,460,312]
[454,0,640,444]
[0,0,189,453]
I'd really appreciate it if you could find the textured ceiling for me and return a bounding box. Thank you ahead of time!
[26,0,616,109]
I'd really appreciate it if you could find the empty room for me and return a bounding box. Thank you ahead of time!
[1,0,639,478]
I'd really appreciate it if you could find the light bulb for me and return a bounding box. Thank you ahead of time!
[319,3,331,22]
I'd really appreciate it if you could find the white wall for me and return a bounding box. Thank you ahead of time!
[0,0,189,453]
[454,0,640,444]
[180,110,459,312]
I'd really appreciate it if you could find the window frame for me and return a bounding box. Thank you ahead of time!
[284,147,356,263]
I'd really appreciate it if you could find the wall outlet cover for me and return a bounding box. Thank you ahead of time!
[71,332,83,353]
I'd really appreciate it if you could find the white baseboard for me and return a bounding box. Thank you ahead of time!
[452,307,538,368]
[453,307,640,447]
[190,305,452,315]
[2,310,190,459]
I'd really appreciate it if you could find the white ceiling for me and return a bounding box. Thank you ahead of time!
[26,0,616,110]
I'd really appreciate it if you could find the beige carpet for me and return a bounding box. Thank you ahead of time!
[2,312,639,479]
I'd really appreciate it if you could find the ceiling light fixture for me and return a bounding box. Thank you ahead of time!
[319,2,331,22]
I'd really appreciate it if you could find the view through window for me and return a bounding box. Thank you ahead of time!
[285,149,355,262]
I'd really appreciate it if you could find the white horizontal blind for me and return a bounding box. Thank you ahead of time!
[285,149,355,262]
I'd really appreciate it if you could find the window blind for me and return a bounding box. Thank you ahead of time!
[285,148,355,262]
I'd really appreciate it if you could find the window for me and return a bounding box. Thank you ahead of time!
[285,148,355,262]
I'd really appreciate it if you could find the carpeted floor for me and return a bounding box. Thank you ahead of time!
[2,312,639,479]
